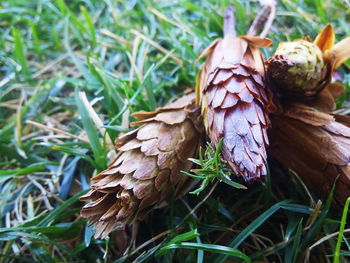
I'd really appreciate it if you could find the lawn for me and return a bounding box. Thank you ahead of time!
[0,0,350,262]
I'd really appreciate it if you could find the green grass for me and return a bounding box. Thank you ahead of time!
[0,0,350,262]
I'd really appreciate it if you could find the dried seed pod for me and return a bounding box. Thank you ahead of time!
[266,25,350,99]
[269,103,350,206]
[80,92,204,239]
[196,8,273,183]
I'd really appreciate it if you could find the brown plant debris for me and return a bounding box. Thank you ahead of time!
[266,24,350,101]
[196,6,273,183]
[80,91,204,239]
[269,102,350,207]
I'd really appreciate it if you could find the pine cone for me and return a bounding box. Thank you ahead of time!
[196,35,273,183]
[269,103,350,206]
[80,92,204,239]
[266,40,325,96]
[267,25,350,99]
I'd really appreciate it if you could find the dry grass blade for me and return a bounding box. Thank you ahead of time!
[130,30,183,65]
[247,0,276,37]
[100,29,132,46]
[26,120,90,143]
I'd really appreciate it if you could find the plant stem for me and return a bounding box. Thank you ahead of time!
[223,5,236,37]
[247,1,276,37]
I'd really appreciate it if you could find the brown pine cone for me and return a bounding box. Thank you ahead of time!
[80,91,204,239]
[197,35,273,183]
[269,103,350,207]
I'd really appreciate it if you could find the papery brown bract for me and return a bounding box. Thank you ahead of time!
[80,92,204,239]
[269,103,350,206]
[196,35,273,183]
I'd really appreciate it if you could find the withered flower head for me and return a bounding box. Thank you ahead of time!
[267,25,350,98]
[269,103,350,207]
[80,92,203,239]
[196,7,273,183]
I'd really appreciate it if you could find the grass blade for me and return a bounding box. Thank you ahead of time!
[164,242,251,262]
[333,197,350,263]
[214,200,291,263]
[74,88,106,170]
[12,27,30,79]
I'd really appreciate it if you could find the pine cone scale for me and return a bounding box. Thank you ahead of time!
[221,93,239,108]
[211,87,226,108]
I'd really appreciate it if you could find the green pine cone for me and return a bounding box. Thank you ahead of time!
[266,39,325,96]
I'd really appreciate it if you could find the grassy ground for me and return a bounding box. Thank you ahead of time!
[0,0,350,262]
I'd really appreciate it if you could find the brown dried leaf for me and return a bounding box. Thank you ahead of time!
[308,87,337,112]
[330,36,350,69]
[241,36,272,47]
[283,103,334,126]
[270,107,350,207]
[314,24,335,52]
